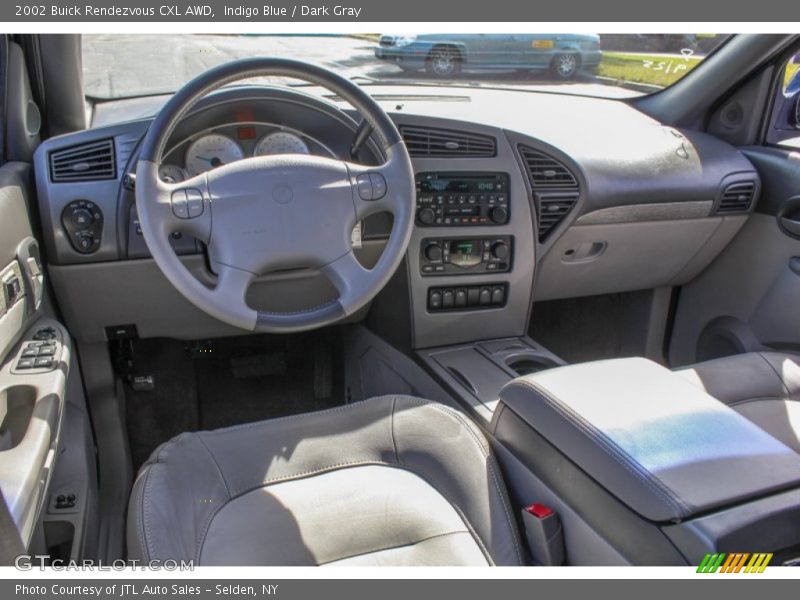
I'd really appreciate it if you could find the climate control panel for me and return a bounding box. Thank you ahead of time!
[420,236,512,276]
[415,172,509,227]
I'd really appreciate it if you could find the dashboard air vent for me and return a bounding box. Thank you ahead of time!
[536,193,579,241]
[400,125,496,158]
[519,145,578,188]
[49,139,116,183]
[717,181,756,214]
[518,145,580,241]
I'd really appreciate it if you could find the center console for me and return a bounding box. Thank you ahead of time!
[490,358,800,565]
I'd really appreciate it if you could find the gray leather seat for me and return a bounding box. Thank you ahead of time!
[127,395,524,566]
[676,352,800,452]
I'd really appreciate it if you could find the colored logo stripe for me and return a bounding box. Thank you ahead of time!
[697,553,773,573]
[745,553,773,573]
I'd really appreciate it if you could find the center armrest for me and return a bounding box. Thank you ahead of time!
[492,357,800,522]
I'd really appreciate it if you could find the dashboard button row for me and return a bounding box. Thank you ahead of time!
[428,284,507,312]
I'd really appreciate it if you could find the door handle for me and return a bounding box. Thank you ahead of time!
[780,216,800,238]
[789,257,800,276]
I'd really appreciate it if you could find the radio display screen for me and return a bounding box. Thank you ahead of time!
[419,179,470,193]
[417,173,506,195]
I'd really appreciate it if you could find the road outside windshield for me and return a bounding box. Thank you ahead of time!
[82,33,728,100]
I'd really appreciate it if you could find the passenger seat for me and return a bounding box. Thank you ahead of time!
[675,352,800,452]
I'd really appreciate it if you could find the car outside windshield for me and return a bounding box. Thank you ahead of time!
[82,33,729,100]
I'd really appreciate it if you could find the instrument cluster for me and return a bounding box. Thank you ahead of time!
[159,123,335,183]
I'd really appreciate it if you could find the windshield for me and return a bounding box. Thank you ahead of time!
[82,33,729,100]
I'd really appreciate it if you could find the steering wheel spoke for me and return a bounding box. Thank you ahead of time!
[212,262,256,309]
[138,163,212,244]
[322,250,371,308]
[346,142,413,222]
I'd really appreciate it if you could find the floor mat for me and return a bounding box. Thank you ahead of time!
[121,338,199,470]
[120,330,343,471]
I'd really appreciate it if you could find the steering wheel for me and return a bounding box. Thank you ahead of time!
[135,58,414,333]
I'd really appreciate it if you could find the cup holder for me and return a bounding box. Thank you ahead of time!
[0,385,36,451]
[505,354,558,376]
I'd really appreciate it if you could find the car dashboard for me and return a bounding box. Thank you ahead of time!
[33,83,760,350]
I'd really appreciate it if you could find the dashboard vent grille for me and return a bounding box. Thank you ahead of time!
[519,145,580,241]
[49,139,116,183]
[717,181,756,213]
[536,193,579,241]
[400,125,496,158]
[519,145,578,188]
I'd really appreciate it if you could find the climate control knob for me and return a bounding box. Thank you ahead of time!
[424,243,443,262]
[490,206,508,224]
[418,207,436,225]
[491,241,509,260]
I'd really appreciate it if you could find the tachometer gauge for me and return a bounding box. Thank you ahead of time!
[254,131,310,156]
[185,134,244,175]
[158,164,186,183]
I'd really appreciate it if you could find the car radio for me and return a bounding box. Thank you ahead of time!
[415,172,509,226]
[420,236,512,276]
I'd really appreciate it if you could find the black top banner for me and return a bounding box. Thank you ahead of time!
[3,0,797,22]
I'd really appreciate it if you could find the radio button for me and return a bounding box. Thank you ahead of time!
[186,189,204,218]
[356,174,373,200]
[171,190,189,219]
[369,173,387,199]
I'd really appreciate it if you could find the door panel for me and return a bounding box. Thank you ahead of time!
[669,146,800,365]
[0,162,71,548]
[0,39,72,552]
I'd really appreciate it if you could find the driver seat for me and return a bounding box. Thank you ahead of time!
[126,395,524,566]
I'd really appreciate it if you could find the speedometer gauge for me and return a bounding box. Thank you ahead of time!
[254,132,310,156]
[185,134,244,175]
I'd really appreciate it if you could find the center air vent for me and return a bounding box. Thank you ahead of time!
[400,125,496,158]
[519,145,579,188]
[49,139,116,183]
[717,181,756,214]
[518,144,580,241]
[536,193,579,240]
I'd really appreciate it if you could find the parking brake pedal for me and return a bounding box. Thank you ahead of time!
[521,503,565,566]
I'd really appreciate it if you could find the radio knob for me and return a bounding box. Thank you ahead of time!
[425,243,443,262]
[418,207,436,225]
[491,241,509,260]
[490,206,508,223]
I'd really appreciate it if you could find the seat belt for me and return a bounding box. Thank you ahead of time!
[0,487,25,566]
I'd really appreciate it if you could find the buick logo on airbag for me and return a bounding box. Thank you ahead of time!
[272,184,293,204]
